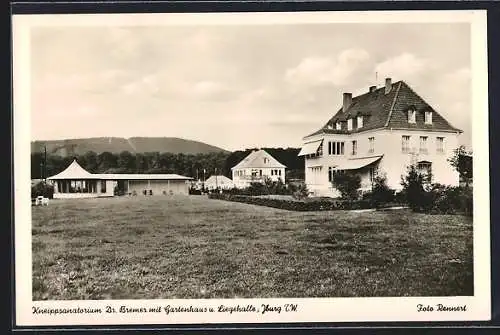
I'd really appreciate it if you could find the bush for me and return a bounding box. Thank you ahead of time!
[31,182,54,199]
[332,173,361,200]
[208,193,372,211]
[400,165,432,212]
[291,183,309,200]
[430,185,473,216]
[189,187,202,195]
[362,174,395,208]
[401,165,473,215]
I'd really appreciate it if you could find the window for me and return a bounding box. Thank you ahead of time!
[264,158,269,164]
[259,170,263,176]
[369,167,376,184]
[328,141,345,155]
[408,109,416,123]
[402,135,411,153]
[347,119,353,130]
[336,122,341,130]
[436,137,445,153]
[328,167,335,182]
[417,161,432,183]
[357,116,363,128]
[271,170,274,176]
[278,170,281,176]
[101,180,106,193]
[352,140,357,155]
[425,111,433,124]
[419,136,428,154]
[368,137,375,154]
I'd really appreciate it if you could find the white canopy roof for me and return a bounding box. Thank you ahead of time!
[298,139,323,156]
[48,160,193,181]
[47,160,96,180]
[333,155,383,170]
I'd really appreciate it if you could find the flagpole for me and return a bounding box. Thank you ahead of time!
[44,145,47,183]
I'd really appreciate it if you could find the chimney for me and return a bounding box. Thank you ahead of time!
[342,92,352,113]
[385,78,392,94]
[369,85,376,93]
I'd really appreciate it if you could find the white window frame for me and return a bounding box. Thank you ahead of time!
[357,116,363,128]
[408,110,416,124]
[368,137,375,154]
[347,119,353,130]
[336,122,341,130]
[425,111,433,125]
[419,136,428,154]
[436,137,445,154]
[402,135,411,153]
[352,140,357,156]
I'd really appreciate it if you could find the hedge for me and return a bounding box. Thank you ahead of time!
[208,193,374,211]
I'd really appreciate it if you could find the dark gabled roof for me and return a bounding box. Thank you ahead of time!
[304,80,462,139]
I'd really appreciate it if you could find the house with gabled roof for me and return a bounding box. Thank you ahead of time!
[298,78,462,197]
[231,149,286,188]
[204,175,234,190]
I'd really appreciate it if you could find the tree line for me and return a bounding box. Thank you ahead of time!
[31,148,305,180]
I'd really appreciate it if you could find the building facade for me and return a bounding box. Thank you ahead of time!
[47,160,193,199]
[299,78,462,197]
[204,175,235,190]
[231,149,287,189]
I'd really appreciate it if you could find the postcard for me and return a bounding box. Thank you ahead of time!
[13,10,490,326]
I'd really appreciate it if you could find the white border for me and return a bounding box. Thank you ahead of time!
[13,10,491,326]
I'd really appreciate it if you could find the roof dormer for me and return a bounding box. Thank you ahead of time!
[357,115,364,128]
[424,110,433,125]
[408,108,416,124]
[347,118,353,131]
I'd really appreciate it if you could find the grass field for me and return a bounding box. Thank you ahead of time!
[32,195,473,300]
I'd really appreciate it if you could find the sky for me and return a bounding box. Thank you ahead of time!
[30,22,472,151]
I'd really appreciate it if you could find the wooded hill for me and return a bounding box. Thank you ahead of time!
[31,137,229,156]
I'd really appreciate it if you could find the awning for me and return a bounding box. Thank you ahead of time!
[298,139,323,156]
[333,155,383,170]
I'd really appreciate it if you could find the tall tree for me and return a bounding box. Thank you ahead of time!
[447,145,473,187]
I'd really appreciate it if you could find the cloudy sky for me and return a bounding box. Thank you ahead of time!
[30,22,471,151]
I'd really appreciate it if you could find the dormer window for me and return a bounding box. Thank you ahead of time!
[357,116,363,128]
[425,111,433,124]
[336,122,341,130]
[408,109,416,124]
[347,119,353,131]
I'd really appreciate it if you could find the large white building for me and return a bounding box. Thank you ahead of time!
[47,160,193,199]
[231,149,286,189]
[299,78,462,197]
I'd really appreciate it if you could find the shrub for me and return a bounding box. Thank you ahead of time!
[430,185,473,216]
[363,174,395,208]
[332,173,361,200]
[31,182,54,199]
[208,193,371,211]
[292,183,309,200]
[400,165,433,212]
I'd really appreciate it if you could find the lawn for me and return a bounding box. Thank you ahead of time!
[32,195,473,300]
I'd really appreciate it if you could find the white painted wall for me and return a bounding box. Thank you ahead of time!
[232,167,286,189]
[303,128,461,197]
[127,180,189,195]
